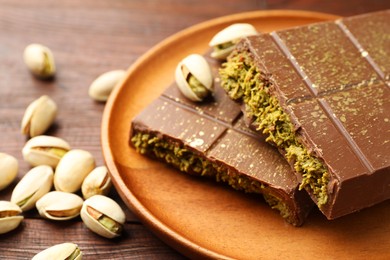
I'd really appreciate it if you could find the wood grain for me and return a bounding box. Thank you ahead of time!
[0,0,389,259]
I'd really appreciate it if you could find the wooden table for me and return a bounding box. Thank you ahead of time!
[0,1,389,259]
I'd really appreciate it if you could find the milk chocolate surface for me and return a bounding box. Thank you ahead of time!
[130,70,313,226]
[220,10,390,219]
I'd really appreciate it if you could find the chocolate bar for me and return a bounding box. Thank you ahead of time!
[220,10,390,219]
[130,64,313,226]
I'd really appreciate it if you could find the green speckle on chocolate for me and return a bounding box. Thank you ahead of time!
[219,50,329,206]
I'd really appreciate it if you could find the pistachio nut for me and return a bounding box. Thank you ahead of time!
[22,135,70,168]
[11,165,53,211]
[54,149,95,193]
[36,191,83,221]
[0,153,18,191]
[81,166,112,199]
[0,201,23,234]
[23,43,56,79]
[209,23,257,60]
[80,195,125,238]
[21,95,58,137]
[32,242,82,260]
[88,70,126,102]
[175,54,213,102]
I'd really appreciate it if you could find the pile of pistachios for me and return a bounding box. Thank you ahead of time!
[1,23,258,257]
[0,43,126,259]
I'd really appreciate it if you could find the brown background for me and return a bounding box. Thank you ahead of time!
[0,0,389,259]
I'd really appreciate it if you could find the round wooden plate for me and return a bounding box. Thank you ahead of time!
[102,10,390,259]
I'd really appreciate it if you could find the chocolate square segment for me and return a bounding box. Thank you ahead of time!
[342,10,390,83]
[133,98,226,153]
[220,10,390,219]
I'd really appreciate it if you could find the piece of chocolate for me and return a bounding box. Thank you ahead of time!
[130,67,313,226]
[219,10,390,219]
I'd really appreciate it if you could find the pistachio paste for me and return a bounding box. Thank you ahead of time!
[219,50,329,206]
[131,132,296,223]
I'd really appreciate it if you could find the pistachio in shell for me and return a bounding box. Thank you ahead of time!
[11,165,53,211]
[81,166,112,199]
[209,23,257,60]
[23,43,56,79]
[36,191,83,221]
[32,242,82,260]
[22,135,70,168]
[0,201,24,234]
[54,149,95,193]
[88,70,126,102]
[0,153,18,191]
[175,54,213,102]
[21,95,57,137]
[80,195,125,238]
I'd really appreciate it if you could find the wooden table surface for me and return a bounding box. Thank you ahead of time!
[0,0,389,259]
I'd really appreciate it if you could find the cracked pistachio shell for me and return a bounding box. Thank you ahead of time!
[80,195,125,238]
[54,149,95,193]
[88,70,126,102]
[81,166,112,199]
[32,242,82,260]
[36,191,83,221]
[23,43,56,78]
[11,165,53,211]
[209,23,257,60]
[0,153,18,191]
[0,201,23,234]
[22,135,70,168]
[21,95,57,137]
[175,54,213,102]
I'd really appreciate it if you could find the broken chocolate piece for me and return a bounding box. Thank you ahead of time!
[220,10,390,219]
[130,71,313,226]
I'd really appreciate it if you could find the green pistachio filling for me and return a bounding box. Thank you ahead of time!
[131,132,297,224]
[219,51,329,206]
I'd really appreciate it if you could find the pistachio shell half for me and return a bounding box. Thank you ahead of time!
[23,43,56,79]
[32,242,82,260]
[22,135,70,168]
[209,23,257,60]
[81,166,112,199]
[88,70,126,102]
[175,54,213,102]
[11,165,53,211]
[21,95,58,137]
[80,195,125,238]
[0,201,23,234]
[0,153,18,191]
[36,191,83,221]
[54,149,95,193]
